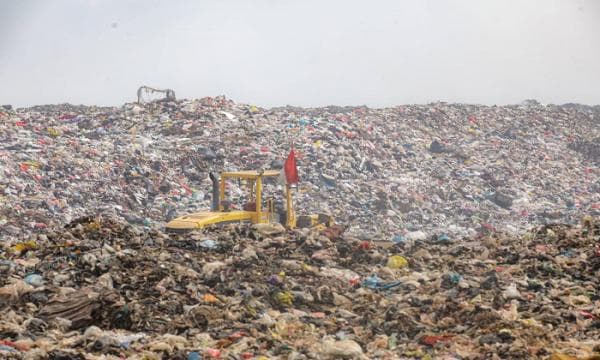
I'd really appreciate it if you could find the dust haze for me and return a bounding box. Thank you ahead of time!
[1,0,599,107]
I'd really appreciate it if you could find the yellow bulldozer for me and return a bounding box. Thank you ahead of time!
[165,169,333,232]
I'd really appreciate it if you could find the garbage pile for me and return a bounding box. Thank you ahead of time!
[1,99,599,241]
[0,216,599,359]
[569,137,600,166]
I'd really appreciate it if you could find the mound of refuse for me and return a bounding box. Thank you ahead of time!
[0,216,599,358]
[1,98,599,241]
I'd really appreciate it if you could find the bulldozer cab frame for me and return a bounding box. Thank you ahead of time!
[165,169,333,232]
[217,169,296,228]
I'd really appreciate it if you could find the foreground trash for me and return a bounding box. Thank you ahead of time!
[0,216,599,358]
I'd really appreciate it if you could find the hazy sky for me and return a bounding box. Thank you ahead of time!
[1,0,599,108]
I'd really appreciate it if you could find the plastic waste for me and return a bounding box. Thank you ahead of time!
[24,274,44,287]
[406,231,427,241]
[274,291,294,306]
[391,234,405,244]
[436,233,451,243]
[199,239,218,249]
[0,345,16,352]
[362,275,402,290]
[0,98,598,359]
[503,283,521,299]
[321,338,366,359]
[386,255,408,269]
[187,352,201,360]
[205,348,221,358]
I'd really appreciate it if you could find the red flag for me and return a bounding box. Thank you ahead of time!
[283,148,299,184]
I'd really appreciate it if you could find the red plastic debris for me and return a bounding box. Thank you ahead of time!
[521,210,529,216]
[481,223,496,232]
[311,312,326,319]
[358,241,371,250]
[580,310,595,319]
[419,335,454,347]
[205,348,221,358]
[0,339,29,351]
[227,331,247,341]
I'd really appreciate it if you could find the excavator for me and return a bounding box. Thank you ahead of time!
[165,169,333,232]
[137,85,176,103]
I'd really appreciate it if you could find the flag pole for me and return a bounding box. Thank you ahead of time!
[285,136,296,228]
[286,183,295,228]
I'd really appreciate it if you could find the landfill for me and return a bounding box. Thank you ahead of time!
[0,97,599,359]
[0,216,599,359]
[0,98,598,240]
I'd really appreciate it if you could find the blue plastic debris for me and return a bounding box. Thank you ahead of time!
[188,351,201,360]
[392,234,406,244]
[448,272,462,284]
[560,249,574,258]
[24,273,44,287]
[0,345,16,352]
[362,275,402,291]
[361,274,382,288]
[437,233,451,243]
[0,260,16,271]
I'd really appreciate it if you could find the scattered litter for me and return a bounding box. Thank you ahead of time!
[0,98,599,358]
